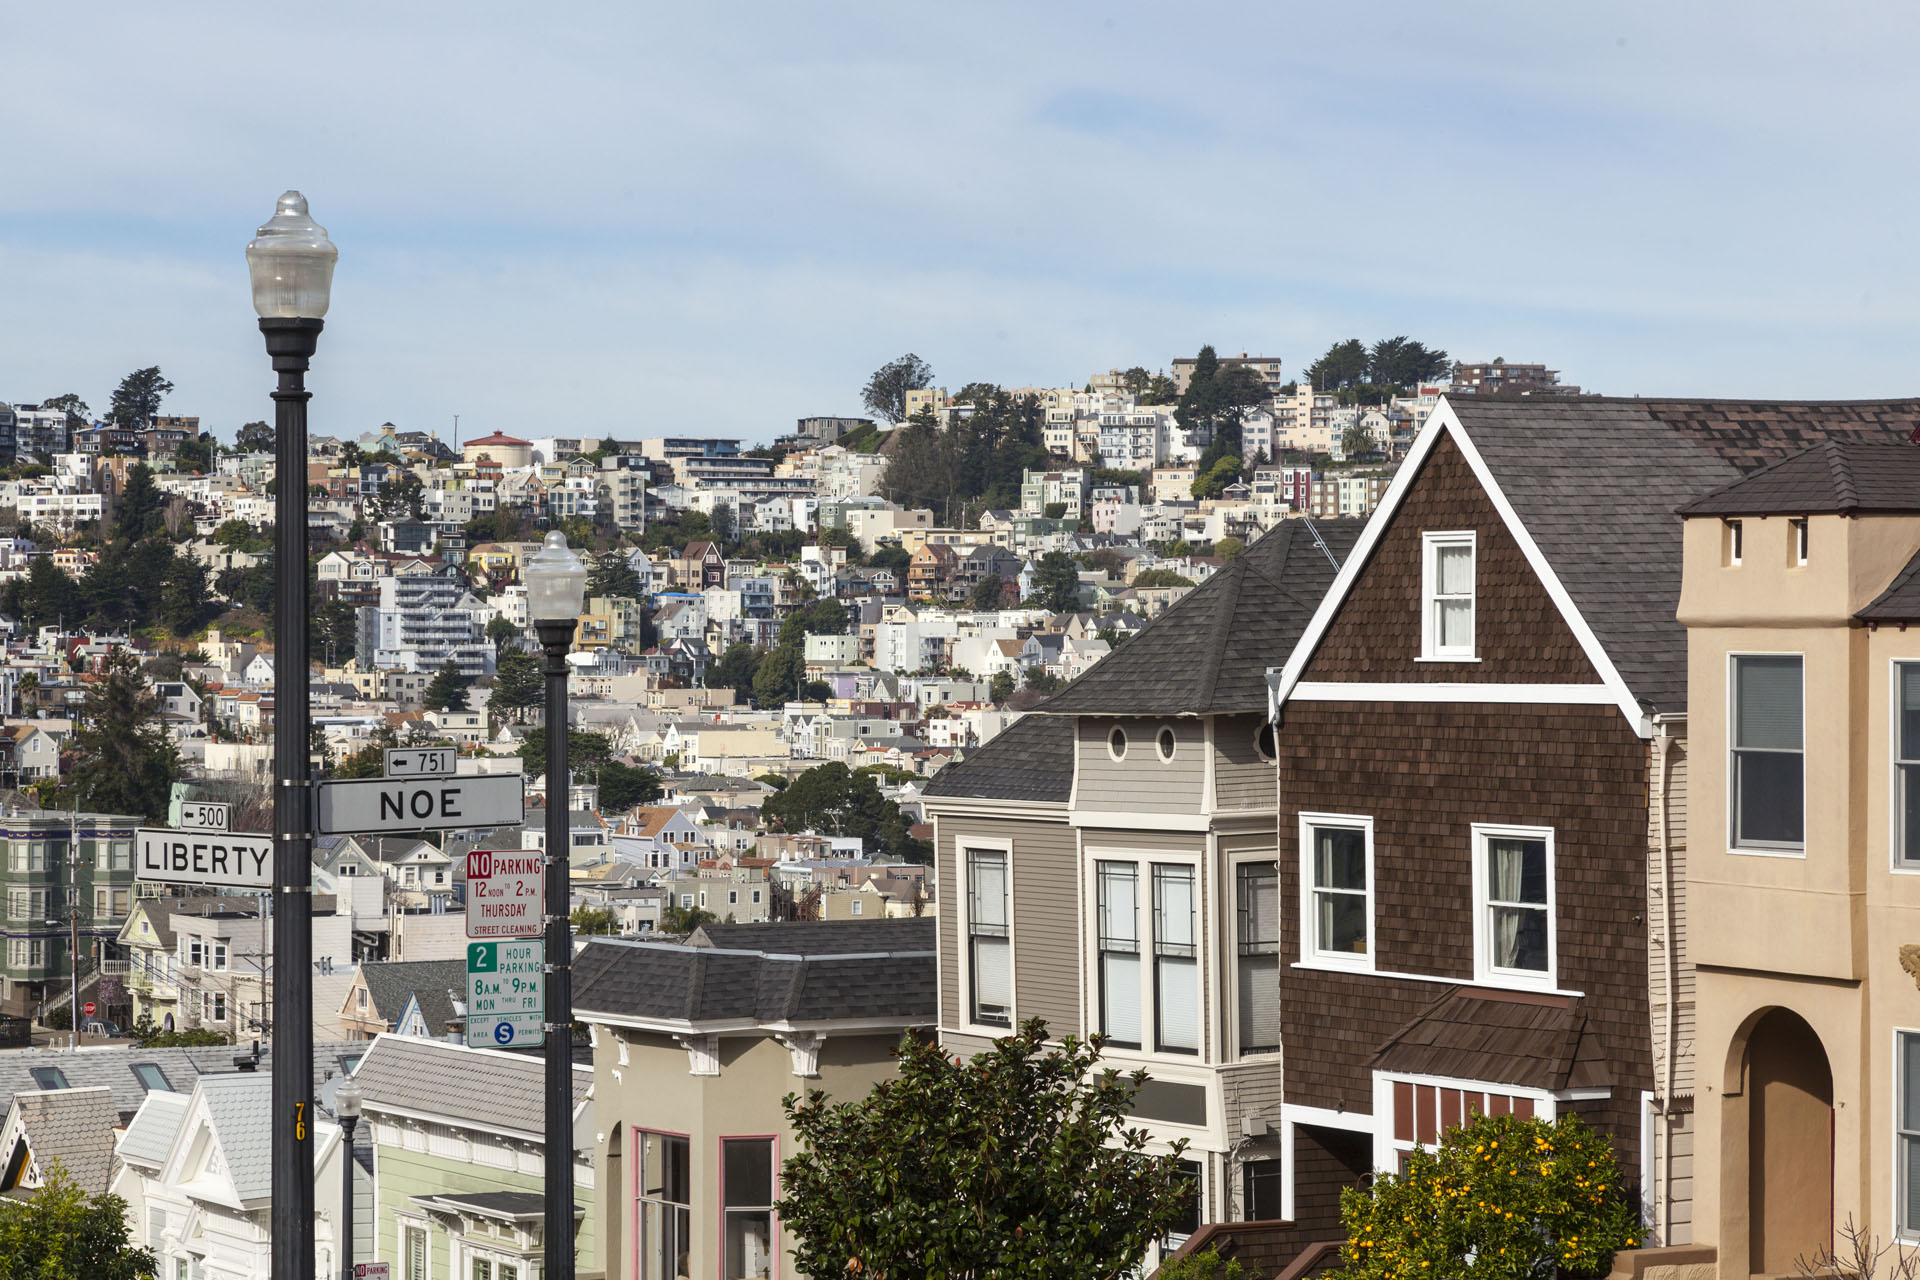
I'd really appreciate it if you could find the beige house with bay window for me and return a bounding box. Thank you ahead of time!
[1678,441,1920,1277]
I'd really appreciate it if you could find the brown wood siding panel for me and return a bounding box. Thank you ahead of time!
[937,813,1080,1038]
[1277,702,1653,1154]
[1289,1126,1372,1236]
[1214,714,1276,810]
[1076,717,1208,814]
[1300,434,1600,683]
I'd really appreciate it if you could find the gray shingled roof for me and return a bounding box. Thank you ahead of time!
[358,959,468,1035]
[1449,397,1920,715]
[1679,440,1920,517]
[350,1035,591,1141]
[1858,549,1920,623]
[920,715,1075,804]
[1040,519,1365,717]
[10,1086,117,1192]
[573,923,935,1026]
[692,918,935,955]
[199,1072,274,1203]
[114,1090,188,1170]
[0,1043,359,1123]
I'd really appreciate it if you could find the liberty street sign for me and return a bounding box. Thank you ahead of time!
[316,774,524,835]
[465,850,545,940]
[383,747,456,778]
[136,828,273,890]
[466,939,544,1049]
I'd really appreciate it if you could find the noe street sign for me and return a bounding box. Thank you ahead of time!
[136,828,273,890]
[465,849,544,939]
[315,774,524,835]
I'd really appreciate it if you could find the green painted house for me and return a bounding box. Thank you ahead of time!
[351,1033,596,1280]
[0,809,141,1014]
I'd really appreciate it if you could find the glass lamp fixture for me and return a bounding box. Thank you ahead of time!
[525,531,589,622]
[246,190,338,319]
[335,1078,363,1122]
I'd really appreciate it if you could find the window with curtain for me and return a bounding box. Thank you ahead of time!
[1901,1033,1920,1236]
[1732,654,1804,850]
[1097,862,1141,1048]
[967,850,1011,1026]
[721,1137,775,1280]
[1422,532,1476,658]
[405,1226,427,1280]
[636,1129,690,1280]
[1899,664,1920,868]
[1153,864,1198,1054]
[1481,832,1549,976]
[1308,824,1368,962]
[1236,864,1279,1053]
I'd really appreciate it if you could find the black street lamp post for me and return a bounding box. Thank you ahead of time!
[335,1079,363,1280]
[525,531,587,1280]
[247,190,336,1280]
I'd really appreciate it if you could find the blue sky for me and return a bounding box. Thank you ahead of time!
[3,1,1917,445]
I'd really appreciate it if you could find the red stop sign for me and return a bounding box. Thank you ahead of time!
[82,1002,95,1017]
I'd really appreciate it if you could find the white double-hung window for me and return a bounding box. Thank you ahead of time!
[1472,824,1555,989]
[1731,654,1804,853]
[1152,865,1199,1055]
[1421,531,1476,659]
[1897,663,1920,869]
[1096,862,1141,1048]
[966,849,1011,1027]
[1300,814,1372,969]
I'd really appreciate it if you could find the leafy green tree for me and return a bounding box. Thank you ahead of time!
[134,1024,229,1048]
[777,1019,1194,1280]
[989,671,1015,705]
[68,647,178,822]
[759,761,927,862]
[486,615,520,654]
[586,550,644,601]
[1307,339,1370,393]
[487,650,543,723]
[968,574,1005,611]
[158,553,211,637]
[1342,418,1380,458]
[173,434,215,473]
[107,366,174,432]
[366,472,425,522]
[1132,569,1195,589]
[233,420,275,453]
[1365,336,1450,391]
[1120,366,1152,398]
[1214,536,1245,561]
[0,1165,158,1279]
[333,742,387,780]
[312,598,361,664]
[1191,457,1242,500]
[423,659,470,712]
[753,643,806,708]
[38,393,89,432]
[3,556,80,630]
[706,643,763,702]
[1157,1249,1247,1280]
[571,906,618,936]
[869,544,911,577]
[116,463,164,541]
[595,760,664,811]
[516,727,614,779]
[1330,1111,1639,1280]
[709,502,735,547]
[1024,667,1064,693]
[861,353,935,424]
[661,904,717,933]
[1031,551,1082,613]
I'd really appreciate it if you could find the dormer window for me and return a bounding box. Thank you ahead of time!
[1420,532,1476,660]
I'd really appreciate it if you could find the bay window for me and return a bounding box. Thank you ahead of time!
[1153,864,1198,1054]
[1096,862,1141,1048]
[1235,863,1279,1053]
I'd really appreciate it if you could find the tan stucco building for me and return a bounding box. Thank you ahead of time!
[572,919,933,1280]
[1678,441,1920,1275]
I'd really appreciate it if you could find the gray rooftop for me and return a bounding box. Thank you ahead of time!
[114,1090,188,1170]
[199,1072,273,1202]
[1679,440,1920,517]
[9,1086,116,1193]
[350,1034,591,1141]
[919,714,1074,805]
[357,959,469,1035]
[0,1042,363,1123]
[574,920,935,1026]
[1040,519,1365,717]
[1859,549,1920,623]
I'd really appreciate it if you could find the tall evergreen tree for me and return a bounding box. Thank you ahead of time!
[586,551,645,601]
[107,367,174,432]
[159,553,211,636]
[68,647,178,822]
[423,659,470,712]
[116,463,163,541]
[487,650,542,723]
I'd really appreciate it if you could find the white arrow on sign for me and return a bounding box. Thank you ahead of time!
[316,773,525,835]
[135,828,273,890]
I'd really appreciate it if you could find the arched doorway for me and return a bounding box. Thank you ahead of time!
[1746,1007,1833,1273]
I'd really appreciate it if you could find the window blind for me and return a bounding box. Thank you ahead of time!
[1736,656,1803,750]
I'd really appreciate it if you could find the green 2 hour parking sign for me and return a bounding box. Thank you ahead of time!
[465,939,544,1048]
